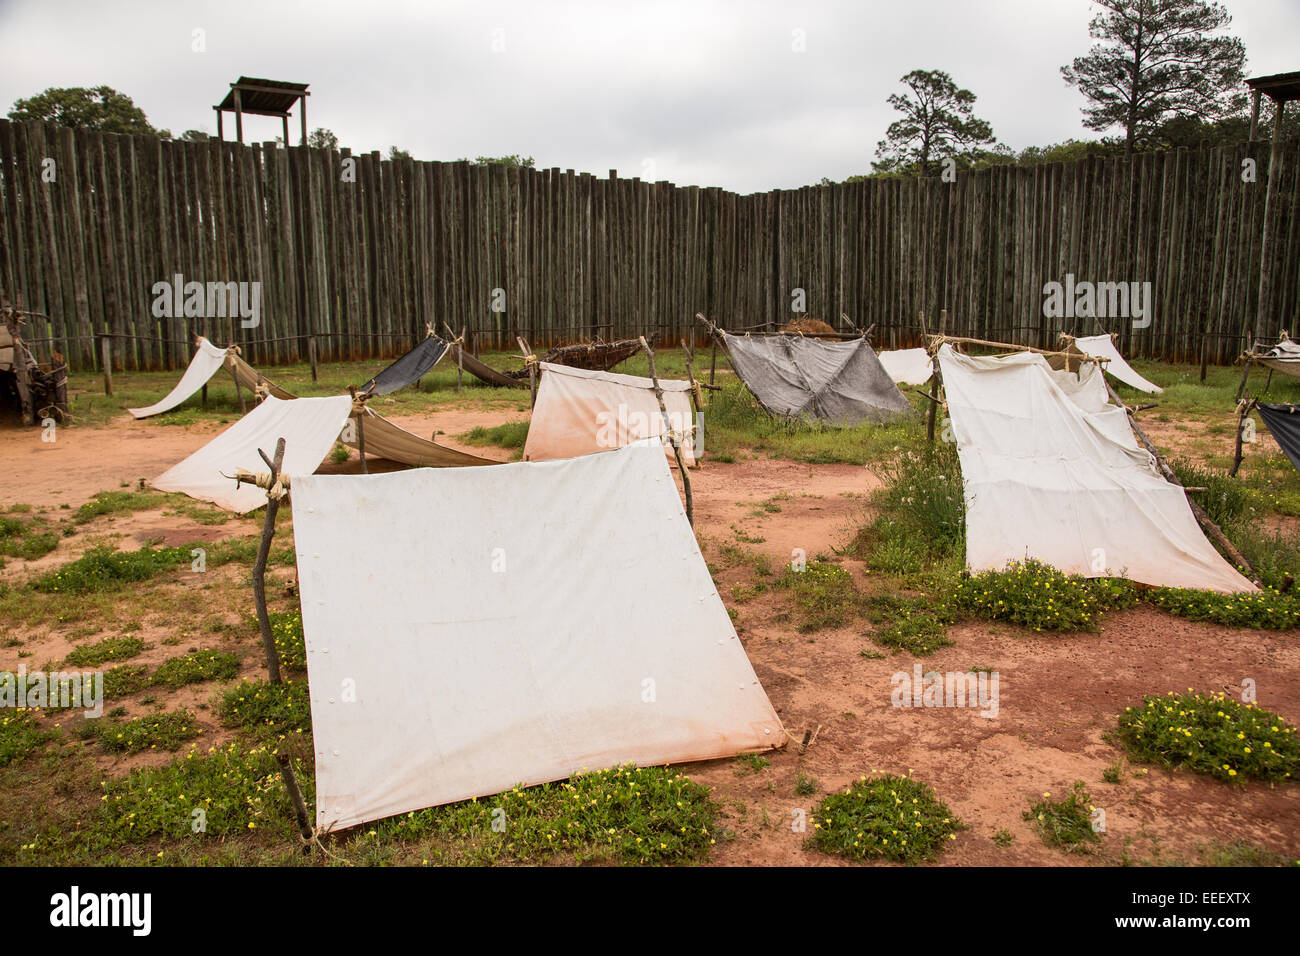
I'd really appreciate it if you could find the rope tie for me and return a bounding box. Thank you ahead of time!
[229,467,291,500]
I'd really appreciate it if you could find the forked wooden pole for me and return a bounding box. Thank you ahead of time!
[518,336,536,408]
[348,386,368,474]
[243,437,314,848]
[1229,398,1256,478]
[641,336,694,525]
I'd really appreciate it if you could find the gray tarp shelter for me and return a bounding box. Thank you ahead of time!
[721,332,913,425]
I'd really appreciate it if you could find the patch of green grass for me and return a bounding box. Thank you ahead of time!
[866,594,954,656]
[774,561,860,632]
[219,679,312,737]
[1117,690,1300,783]
[992,828,1014,847]
[63,635,148,667]
[151,649,241,688]
[952,560,1137,633]
[735,753,770,774]
[100,742,305,842]
[0,711,54,766]
[854,443,964,572]
[715,543,773,579]
[98,709,203,754]
[268,611,306,670]
[366,764,718,865]
[1146,586,1300,629]
[1193,841,1295,867]
[0,514,60,561]
[72,490,156,525]
[794,772,819,796]
[102,665,153,698]
[808,774,962,864]
[703,380,921,465]
[1024,781,1101,852]
[457,421,529,449]
[32,545,191,594]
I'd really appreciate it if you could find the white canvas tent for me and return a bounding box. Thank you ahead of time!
[128,337,232,419]
[1070,334,1163,394]
[152,395,354,512]
[877,348,934,386]
[291,440,784,831]
[152,395,496,511]
[522,362,697,465]
[938,345,1254,593]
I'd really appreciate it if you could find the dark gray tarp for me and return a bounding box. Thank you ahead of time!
[1258,403,1300,472]
[360,336,448,396]
[721,333,913,425]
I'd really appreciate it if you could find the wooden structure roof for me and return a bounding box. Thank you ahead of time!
[213,77,310,145]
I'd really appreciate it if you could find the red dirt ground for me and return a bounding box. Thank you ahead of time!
[2,406,1298,866]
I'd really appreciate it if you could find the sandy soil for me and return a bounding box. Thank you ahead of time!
[2,403,1298,866]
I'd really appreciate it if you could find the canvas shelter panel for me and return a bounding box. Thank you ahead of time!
[152,395,353,512]
[128,338,231,419]
[522,362,696,465]
[937,345,1254,593]
[721,333,912,425]
[290,441,784,832]
[1072,334,1163,394]
[449,343,527,388]
[1257,403,1300,473]
[877,348,934,386]
[228,353,297,400]
[360,336,448,397]
[344,407,499,467]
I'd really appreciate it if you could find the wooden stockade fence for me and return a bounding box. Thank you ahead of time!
[0,117,1295,372]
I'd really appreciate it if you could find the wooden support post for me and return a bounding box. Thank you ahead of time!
[458,327,466,393]
[1229,399,1255,478]
[840,312,859,333]
[641,336,694,525]
[233,87,244,145]
[517,336,536,408]
[100,334,113,396]
[299,96,308,146]
[1235,355,1254,402]
[246,437,314,848]
[231,363,246,414]
[1104,376,1259,584]
[308,335,318,384]
[681,339,704,466]
[349,386,368,474]
[925,353,943,443]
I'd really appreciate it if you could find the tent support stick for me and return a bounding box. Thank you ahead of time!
[231,364,246,414]
[1105,378,1259,584]
[245,438,314,848]
[518,336,536,408]
[681,339,703,466]
[641,336,694,525]
[925,356,943,443]
[458,327,466,393]
[1235,356,1254,402]
[1229,399,1256,478]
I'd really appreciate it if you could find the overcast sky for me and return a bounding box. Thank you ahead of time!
[0,0,1295,193]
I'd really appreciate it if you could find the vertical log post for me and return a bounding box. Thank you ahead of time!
[641,336,693,526]
[1229,399,1255,478]
[308,335,318,384]
[100,334,113,396]
[458,327,466,393]
[246,437,314,848]
[517,336,536,408]
[681,339,703,466]
[349,386,368,474]
[231,363,246,414]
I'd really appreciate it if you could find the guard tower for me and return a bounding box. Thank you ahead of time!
[213,77,310,146]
